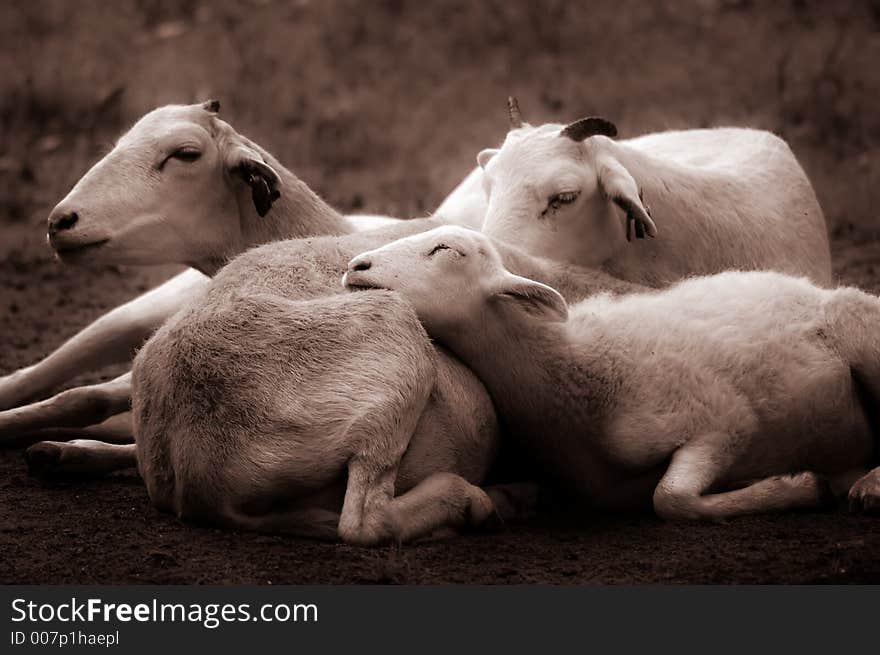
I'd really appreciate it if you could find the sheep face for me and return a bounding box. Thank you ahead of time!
[343,226,567,338]
[45,101,279,269]
[478,123,655,267]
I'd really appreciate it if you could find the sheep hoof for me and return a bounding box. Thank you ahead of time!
[24,441,66,478]
[848,469,880,514]
[483,483,540,529]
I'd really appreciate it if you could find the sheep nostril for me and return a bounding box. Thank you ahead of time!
[48,211,79,235]
[352,259,372,271]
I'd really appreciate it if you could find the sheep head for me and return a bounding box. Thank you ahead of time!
[45,100,282,272]
[476,112,656,268]
[343,225,568,339]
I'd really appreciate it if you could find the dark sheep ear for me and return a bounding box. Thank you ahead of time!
[560,117,618,142]
[223,142,282,217]
[202,99,221,114]
[595,155,658,241]
[245,170,282,217]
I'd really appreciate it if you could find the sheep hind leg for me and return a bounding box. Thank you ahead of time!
[0,269,206,411]
[848,467,880,514]
[382,473,497,543]
[25,441,137,478]
[333,386,502,544]
[23,411,134,444]
[653,437,832,521]
[23,412,136,478]
[0,372,132,446]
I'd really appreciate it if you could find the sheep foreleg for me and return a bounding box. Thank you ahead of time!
[25,441,137,478]
[0,373,131,445]
[0,268,207,411]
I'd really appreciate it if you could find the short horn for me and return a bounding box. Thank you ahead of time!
[508,96,523,129]
[561,116,618,142]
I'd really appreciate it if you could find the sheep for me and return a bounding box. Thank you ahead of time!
[342,225,880,518]
[129,219,641,542]
[471,98,832,287]
[0,99,492,467]
[433,166,489,230]
[0,99,485,445]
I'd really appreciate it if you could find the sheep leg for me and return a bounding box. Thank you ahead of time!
[21,411,134,444]
[483,482,540,524]
[213,474,499,544]
[0,268,206,410]
[383,473,497,543]
[653,438,831,521]
[848,467,880,514]
[0,373,131,446]
[335,372,440,545]
[212,474,501,544]
[26,441,137,478]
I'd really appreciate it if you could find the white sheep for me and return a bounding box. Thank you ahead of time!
[3,100,631,488]
[132,242,496,544]
[129,220,641,542]
[0,99,484,445]
[470,98,832,286]
[343,225,880,518]
[433,165,488,229]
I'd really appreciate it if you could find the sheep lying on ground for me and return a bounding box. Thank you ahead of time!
[0,99,484,449]
[471,98,832,286]
[0,100,490,474]
[343,225,880,518]
[132,220,641,542]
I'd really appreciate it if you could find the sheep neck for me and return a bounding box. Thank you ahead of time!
[438,303,617,495]
[595,139,737,284]
[196,153,352,276]
[495,242,646,303]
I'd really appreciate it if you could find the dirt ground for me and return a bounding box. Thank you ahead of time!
[2,1,880,583]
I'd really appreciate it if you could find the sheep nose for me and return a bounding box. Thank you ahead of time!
[351,257,372,272]
[48,210,79,236]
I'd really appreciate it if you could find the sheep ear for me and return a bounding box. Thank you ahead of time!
[224,143,282,217]
[477,148,499,169]
[596,154,657,241]
[490,273,568,322]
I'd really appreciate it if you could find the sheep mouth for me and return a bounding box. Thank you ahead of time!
[53,239,110,257]
[342,272,388,292]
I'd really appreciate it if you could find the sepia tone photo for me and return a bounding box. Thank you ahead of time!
[1,0,879,584]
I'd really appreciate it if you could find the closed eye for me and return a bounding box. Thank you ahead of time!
[541,190,580,217]
[170,147,201,163]
[159,147,202,169]
[427,243,465,258]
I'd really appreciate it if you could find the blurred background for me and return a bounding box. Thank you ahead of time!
[1,0,879,255]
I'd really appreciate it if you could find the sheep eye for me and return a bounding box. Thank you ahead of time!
[542,190,580,217]
[170,147,201,163]
[159,147,202,170]
[427,243,466,258]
